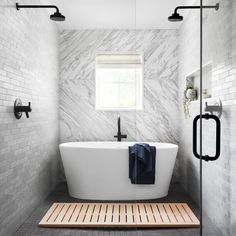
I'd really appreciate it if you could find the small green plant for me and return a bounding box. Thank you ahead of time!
[183,86,195,118]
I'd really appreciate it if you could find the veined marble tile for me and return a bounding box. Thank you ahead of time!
[59,30,179,144]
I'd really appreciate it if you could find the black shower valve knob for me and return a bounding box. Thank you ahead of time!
[25,102,31,118]
[14,99,32,119]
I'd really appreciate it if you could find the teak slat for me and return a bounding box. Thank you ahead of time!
[83,204,94,224]
[114,204,121,224]
[41,203,58,224]
[182,203,199,223]
[39,203,200,228]
[54,204,69,224]
[119,204,126,223]
[99,204,107,223]
[52,203,65,222]
[70,204,82,223]
[145,205,156,224]
[139,204,148,223]
[176,204,191,223]
[77,204,88,223]
[90,204,100,223]
[126,204,134,224]
[133,204,141,224]
[63,204,76,223]
[169,204,185,224]
[163,204,177,223]
[156,204,170,223]
[106,204,113,223]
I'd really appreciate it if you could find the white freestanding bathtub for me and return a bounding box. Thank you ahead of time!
[59,142,178,200]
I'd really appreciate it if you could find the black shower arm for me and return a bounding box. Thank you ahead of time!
[174,3,219,14]
[16,3,59,13]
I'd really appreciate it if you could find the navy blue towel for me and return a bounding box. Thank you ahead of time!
[128,143,156,184]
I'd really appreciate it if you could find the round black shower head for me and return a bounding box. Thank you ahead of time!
[16,3,66,22]
[168,13,183,22]
[50,12,66,21]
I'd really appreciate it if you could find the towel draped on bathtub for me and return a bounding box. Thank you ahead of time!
[128,143,156,184]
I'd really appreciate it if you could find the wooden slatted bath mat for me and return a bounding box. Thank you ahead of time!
[39,203,200,228]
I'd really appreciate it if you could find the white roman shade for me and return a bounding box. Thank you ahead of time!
[96,53,143,68]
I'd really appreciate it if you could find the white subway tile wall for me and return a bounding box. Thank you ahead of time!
[0,1,59,236]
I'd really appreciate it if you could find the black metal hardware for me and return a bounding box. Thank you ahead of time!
[16,3,65,21]
[168,3,219,22]
[16,3,59,12]
[193,113,221,161]
[205,100,222,118]
[174,3,219,14]
[114,116,127,142]
[14,99,32,119]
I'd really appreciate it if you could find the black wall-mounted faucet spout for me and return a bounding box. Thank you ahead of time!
[114,115,127,142]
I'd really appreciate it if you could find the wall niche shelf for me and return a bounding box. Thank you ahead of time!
[183,63,213,118]
[185,63,212,101]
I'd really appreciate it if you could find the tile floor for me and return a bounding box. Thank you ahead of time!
[14,182,223,236]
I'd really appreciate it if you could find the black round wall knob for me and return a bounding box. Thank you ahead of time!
[14,98,23,119]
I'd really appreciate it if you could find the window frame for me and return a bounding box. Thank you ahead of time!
[95,52,144,111]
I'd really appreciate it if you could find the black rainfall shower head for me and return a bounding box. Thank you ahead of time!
[16,2,66,22]
[168,13,183,22]
[168,3,219,22]
[50,12,66,21]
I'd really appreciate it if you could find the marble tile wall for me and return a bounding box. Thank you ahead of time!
[59,30,179,148]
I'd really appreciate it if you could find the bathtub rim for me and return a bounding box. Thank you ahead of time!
[59,141,178,150]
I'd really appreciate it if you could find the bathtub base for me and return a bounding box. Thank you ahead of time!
[68,189,169,201]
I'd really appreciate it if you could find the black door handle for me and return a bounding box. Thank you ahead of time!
[193,113,221,161]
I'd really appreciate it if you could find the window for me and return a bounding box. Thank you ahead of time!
[95,53,143,110]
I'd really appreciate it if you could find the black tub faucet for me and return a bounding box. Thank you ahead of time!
[114,115,127,142]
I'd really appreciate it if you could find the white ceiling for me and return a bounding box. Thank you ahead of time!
[42,0,186,29]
